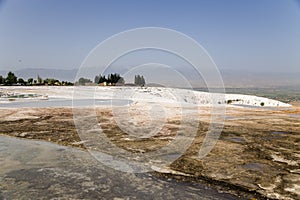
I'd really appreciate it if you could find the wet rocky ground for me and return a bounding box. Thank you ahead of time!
[0,135,240,200]
[0,104,299,199]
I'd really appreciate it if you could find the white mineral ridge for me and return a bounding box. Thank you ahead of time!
[0,86,291,107]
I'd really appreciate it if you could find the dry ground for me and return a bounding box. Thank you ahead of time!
[0,105,299,199]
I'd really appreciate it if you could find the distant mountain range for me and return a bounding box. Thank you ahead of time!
[219,69,300,87]
[0,67,299,87]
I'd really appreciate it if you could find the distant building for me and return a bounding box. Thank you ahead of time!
[99,82,107,86]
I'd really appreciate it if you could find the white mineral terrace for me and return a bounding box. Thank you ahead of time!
[0,86,291,107]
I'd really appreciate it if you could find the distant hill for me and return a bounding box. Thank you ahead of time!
[219,69,300,88]
[0,67,299,87]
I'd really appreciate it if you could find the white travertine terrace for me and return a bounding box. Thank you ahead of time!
[0,86,291,107]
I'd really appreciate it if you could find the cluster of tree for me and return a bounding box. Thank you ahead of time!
[94,73,124,85]
[134,75,146,86]
[43,78,73,86]
[0,71,73,86]
[0,72,17,85]
[76,73,146,86]
[76,77,93,86]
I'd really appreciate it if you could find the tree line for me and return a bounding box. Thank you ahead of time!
[0,71,73,86]
[77,73,146,86]
[94,73,124,85]
[0,71,146,87]
[76,73,125,86]
[134,75,145,86]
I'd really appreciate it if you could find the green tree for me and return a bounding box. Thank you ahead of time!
[5,71,17,85]
[64,81,74,86]
[44,78,58,85]
[117,77,125,84]
[37,75,43,84]
[134,75,140,85]
[94,75,100,84]
[134,75,146,86]
[17,78,25,85]
[141,75,145,86]
[99,75,107,83]
[0,76,4,84]
[27,78,34,85]
[78,77,92,85]
[108,73,121,85]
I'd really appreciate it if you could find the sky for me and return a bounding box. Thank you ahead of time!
[0,0,299,76]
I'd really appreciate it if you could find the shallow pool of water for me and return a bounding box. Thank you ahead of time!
[226,137,245,143]
[231,104,291,110]
[0,135,241,199]
[243,163,266,171]
[270,131,289,135]
[0,98,132,108]
[289,114,300,118]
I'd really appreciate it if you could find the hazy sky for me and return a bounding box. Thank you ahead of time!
[0,0,299,73]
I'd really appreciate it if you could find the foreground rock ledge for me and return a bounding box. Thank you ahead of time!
[0,105,299,199]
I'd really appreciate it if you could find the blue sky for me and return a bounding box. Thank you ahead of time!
[0,0,299,73]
